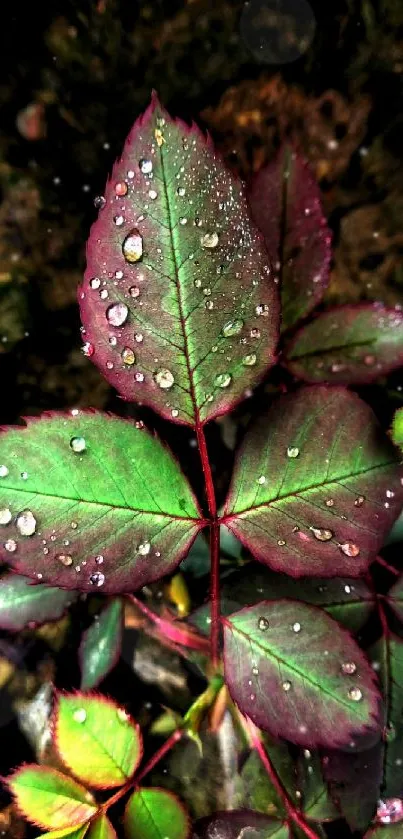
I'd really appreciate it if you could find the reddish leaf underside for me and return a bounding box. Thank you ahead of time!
[0,412,203,592]
[284,305,403,384]
[7,765,97,829]
[223,386,403,577]
[0,573,76,631]
[80,94,279,427]
[223,600,381,749]
[247,144,331,332]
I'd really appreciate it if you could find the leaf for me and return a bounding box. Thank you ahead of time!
[39,827,89,839]
[247,145,331,332]
[55,693,142,788]
[87,815,117,839]
[392,408,403,453]
[387,576,403,622]
[193,811,291,839]
[366,828,403,838]
[124,788,190,839]
[284,305,403,384]
[296,751,339,822]
[7,765,97,829]
[321,742,383,832]
[190,565,374,636]
[79,598,123,689]
[369,634,403,797]
[80,94,279,427]
[223,386,403,577]
[223,600,381,749]
[0,573,76,631]
[0,412,203,593]
[235,740,297,817]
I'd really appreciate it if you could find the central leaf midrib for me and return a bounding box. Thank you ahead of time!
[290,336,379,361]
[226,620,369,716]
[159,139,199,424]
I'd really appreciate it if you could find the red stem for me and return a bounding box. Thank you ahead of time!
[126,594,210,653]
[246,718,321,839]
[196,422,221,668]
[375,556,400,577]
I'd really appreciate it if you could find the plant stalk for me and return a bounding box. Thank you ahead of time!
[126,594,210,653]
[196,422,221,668]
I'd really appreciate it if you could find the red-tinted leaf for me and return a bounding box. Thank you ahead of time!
[80,94,279,427]
[79,598,123,689]
[369,634,403,798]
[193,811,291,839]
[7,765,96,829]
[0,412,203,593]
[247,145,331,332]
[0,573,76,630]
[321,742,383,832]
[223,387,403,577]
[284,305,403,384]
[223,600,381,749]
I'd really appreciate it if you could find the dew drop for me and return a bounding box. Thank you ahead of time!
[154,368,174,390]
[258,617,270,631]
[386,489,395,498]
[171,408,179,418]
[205,300,214,310]
[354,496,365,507]
[90,571,105,587]
[138,541,151,556]
[252,667,259,675]
[0,466,9,478]
[282,680,292,692]
[277,539,286,546]
[222,319,244,338]
[93,195,106,210]
[122,229,143,264]
[89,277,101,290]
[179,217,188,226]
[115,270,124,280]
[348,687,362,702]
[341,662,357,675]
[177,187,186,197]
[325,499,334,507]
[73,708,87,723]
[242,353,257,366]
[57,553,73,567]
[135,333,144,343]
[293,622,301,633]
[255,304,269,317]
[344,584,352,594]
[287,446,300,458]
[4,539,17,552]
[16,510,37,537]
[250,327,261,339]
[0,509,12,525]
[257,475,266,485]
[135,371,145,383]
[148,189,158,200]
[95,555,104,564]
[200,232,219,249]
[129,286,140,299]
[106,302,129,327]
[122,347,136,366]
[115,181,128,196]
[340,542,360,558]
[117,707,130,723]
[139,159,153,175]
[215,372,232,389]
[310,527,333,542]
[114,215,125,227]
[70,436,86,453]
[83,342,94,358]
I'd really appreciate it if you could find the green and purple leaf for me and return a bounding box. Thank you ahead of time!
[190,566,374,636]
[284,305,403,384]
[223,600,381,749]
[87,815,117,839]
[321,742,383,831]
[55,693,142,788]
[80,94,279,427]
[0,573,76,631]
[193,811,290,839]
[0,412,203,593]
[124,787,190,839]
[247,145,331,332]
[79,598,123,689]
[7,765,97,829]
[369,634,403,798]
[223,387,403,577]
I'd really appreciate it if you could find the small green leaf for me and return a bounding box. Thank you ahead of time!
[55,693,142,788]
[392,408,403,453]
[0,573,76,631]
[0,412,203,592]
[223,386,403,577]
[79,598,123,689]
[124,787,190,839]
[223,600,381,749]
[87,815,117,839]
[39,826,89,839]
[7,765,96,829]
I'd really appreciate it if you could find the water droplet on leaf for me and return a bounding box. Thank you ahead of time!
[139,159,153,174]
[222,319,244,337]
[215,372,232,388]
[242,353,257,366]
[122,229,143,264]
[258,617,270,631]
[310,527,333,542]
[93,195,106,210]
[90,571,105,587]
[0,509,12,525]
[16,510,37,536]
[340,542,360,557]
[138,541,151,556]
[4,539,17,552]
[0,466,9,478]
[282,680,292,692]
[90,277,101,290]
[255,304,269,317]
[122,347,136,366]
[341,662,357,675]
[293,622,301,633]
[73,708,87,723]
[106,302,129,327]
[200,232,219,249]
[348,687,362,701]
[115,181,128,196]
[154,368,175,390]
[70,436,86,453]
[377,798,403,825]
[287,446,300,458]
[57,554,73,566]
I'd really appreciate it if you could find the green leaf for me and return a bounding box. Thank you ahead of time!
[223,386,403,577]
[79,598,123,689]
[7,765,96,829]
[55,693,142,788]
[87,815,117,839]
[124,787,190,839]
[235,740,297,817]
[392,408,403,453]
[80,94,280,427]
[39,827,89,839]
[370,634,403,797]
[0,412,203,593]
[223,600,381,749]
[190,565,374,636]
[366,827,403,837]
[0,573,76,631]
[296,751,338,822]
[284,305,403,385]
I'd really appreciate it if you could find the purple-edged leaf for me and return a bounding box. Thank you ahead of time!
[193,811,291,839]
[79,598,123,689]
[80,94,279,427]
[0,573,76,630]
[369,635,403,798]
[87,815,117,839]
[124,788,190,839]
[223,387,403,577]
[190,566,374,636]
[284,305,403,384]
[0,412,203,593]
[247,145,331,332]
[7,765,97,829]
[223,600,381,749]
[321,742,383,832]
[55,693,142,788]
[386,575,403,622]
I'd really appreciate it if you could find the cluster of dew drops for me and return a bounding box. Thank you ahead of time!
[0,422,157,587]
[85,116,274,417]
